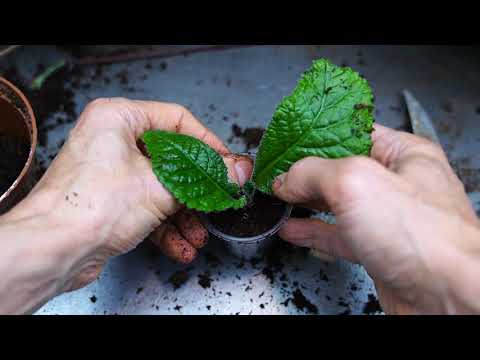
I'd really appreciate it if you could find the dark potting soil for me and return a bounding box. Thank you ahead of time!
[292,289,319,314]
[0,134,30,195]
[198,272,213,289]
[168,270,190,290]
[282,289,319,315]
[208,191,286,238]
[363,294,383,315]
[230,124,265,151]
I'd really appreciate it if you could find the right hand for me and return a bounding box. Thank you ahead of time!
[273,124,480,315]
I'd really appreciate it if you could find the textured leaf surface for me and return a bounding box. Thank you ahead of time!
[143,131,247,212]
[253,59,375,193]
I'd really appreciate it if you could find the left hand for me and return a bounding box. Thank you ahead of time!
[10,98,252,292]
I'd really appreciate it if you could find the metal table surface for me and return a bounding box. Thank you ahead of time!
[2,45,479,315]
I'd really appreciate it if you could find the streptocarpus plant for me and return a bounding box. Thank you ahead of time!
[142,59,375,213]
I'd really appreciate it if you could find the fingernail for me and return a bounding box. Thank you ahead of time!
[234,160,252,186]
[273,174,286,191]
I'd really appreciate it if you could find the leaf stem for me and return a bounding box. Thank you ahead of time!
[30,59,67,91]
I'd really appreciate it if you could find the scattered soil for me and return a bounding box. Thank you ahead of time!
[230,124,265,151]
[208,191,287,238]
[168,270,190,290]
[319,271,329,282]
[205,252,223,268]
[291,289,319,315]
[198,272,213,289]
[363,294,383,315]
[262,267,275,284]
[90,295,97,303]
[260,240,296,285]
[441,100,454,113]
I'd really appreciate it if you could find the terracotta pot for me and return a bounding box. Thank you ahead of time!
[0,77,37,215]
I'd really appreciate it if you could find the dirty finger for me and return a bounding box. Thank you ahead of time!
[173,211,209,249]
[150,224,198,264]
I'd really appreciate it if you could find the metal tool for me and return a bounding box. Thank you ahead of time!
[404,90,480,214]
[403,90,441,144]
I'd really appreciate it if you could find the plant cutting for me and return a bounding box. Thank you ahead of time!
[142,59,375,258]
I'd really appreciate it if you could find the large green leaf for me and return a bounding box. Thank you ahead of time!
[253,59,375,193]
[142,131,247,212]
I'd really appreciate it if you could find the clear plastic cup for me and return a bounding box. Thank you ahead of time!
[202,202,292,261]
[202,151,293,260]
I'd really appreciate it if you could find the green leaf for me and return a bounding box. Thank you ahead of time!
[253,59,375,193]
[142,131,247,213]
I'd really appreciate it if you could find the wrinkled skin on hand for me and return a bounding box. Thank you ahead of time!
[274,124,480,315]
[22,98,253,291]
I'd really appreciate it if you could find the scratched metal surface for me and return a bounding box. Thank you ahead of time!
[2,45,479,315]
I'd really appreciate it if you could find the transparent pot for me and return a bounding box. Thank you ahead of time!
[203,202,292,261]
[202,151,293,260]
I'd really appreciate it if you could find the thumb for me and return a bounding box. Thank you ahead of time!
[224,154,254,187]
[272,156,385,212]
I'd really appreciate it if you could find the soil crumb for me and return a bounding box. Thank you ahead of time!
[230,124,265,151]
[0,134,30,196]
[168,270,189,290]
[291,289,319,315]
[208,191,286,238]
[198,272,213,289]
[363,294,383,315]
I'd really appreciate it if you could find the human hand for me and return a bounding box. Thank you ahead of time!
[12,98,252,292]
[273,124,480,315]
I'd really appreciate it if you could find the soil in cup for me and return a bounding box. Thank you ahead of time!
[0,97,31,196]
[208,191,287,237]
[0,134,30,196]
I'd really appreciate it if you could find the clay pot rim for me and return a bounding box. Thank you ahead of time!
[0,77,37,204]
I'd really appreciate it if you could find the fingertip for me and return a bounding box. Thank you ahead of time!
[174,211,209,249]
[177,245,198,265]
[151,224,198,264]
[234,159,252,187]
[226,154,254,186]
[272,173,287,194]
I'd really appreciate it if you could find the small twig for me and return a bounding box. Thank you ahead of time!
[74,45,256,66]
[0,45,22,58]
